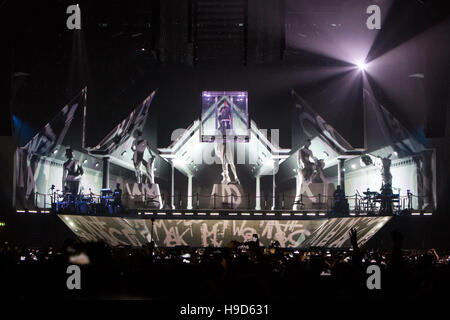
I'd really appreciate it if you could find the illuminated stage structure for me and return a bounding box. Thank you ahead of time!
[13,89,436,248]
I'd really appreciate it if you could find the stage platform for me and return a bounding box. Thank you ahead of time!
[55,208,406,220]
[51,208,403,248]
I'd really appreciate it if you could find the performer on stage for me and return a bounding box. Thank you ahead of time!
[131,130,156,184]
[62,148,84,195]
[113,183,123,213]
[379,183,394,215]
[114,183,123,206]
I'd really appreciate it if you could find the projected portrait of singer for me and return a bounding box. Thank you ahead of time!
[62,148,84,195]
[214,101,240,184]
[131,130,156,184]
[218,101,232,135]
[297,139,316,184]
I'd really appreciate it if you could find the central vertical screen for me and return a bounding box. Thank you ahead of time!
[200,91,249,142]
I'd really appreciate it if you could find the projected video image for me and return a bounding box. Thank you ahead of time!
[200,91,249,142]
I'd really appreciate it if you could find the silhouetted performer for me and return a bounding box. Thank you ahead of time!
[379,183,394,215]
[332,185,348,214]
[114,183,122,206]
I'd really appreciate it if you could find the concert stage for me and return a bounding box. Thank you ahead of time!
[13,89,437,249]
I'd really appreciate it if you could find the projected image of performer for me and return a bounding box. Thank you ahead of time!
[297,139,316,184]
[131,130,156,184]
[214,100,240,184]
[218,100,232,136]
[380,154,393,186]
[62,148,84,195]
[312,158,327,183]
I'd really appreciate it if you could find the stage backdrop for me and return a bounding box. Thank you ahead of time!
[14,89,88,209]
[13,89,171,210]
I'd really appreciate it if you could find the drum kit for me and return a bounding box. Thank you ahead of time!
[360,185,400,214]
[53,188,97,214]
[53,187,124,214]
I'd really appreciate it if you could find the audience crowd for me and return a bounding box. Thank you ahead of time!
[1,229,449,300]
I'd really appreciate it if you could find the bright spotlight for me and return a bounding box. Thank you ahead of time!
[356,60,366,71]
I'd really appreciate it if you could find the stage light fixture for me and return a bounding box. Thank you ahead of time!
[356,60,366,71]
